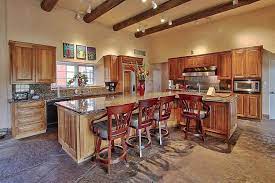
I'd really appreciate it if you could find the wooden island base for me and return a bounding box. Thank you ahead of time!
[57,107,106,163]
[56,92,238,163]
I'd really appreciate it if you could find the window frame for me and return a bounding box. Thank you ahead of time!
[52,61,95,89]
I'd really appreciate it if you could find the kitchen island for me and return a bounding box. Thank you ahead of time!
[56,92,237,163]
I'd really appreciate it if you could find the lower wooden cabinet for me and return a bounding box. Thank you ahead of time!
[11,101,46,139]
[237,94,261,119]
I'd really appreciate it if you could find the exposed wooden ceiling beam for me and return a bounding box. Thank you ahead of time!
[41,0,59,12]
[113,0,192,31]
[135,0,259,38]
[83,0,125,23]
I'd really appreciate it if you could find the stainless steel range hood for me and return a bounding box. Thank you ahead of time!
[182,66,217,77]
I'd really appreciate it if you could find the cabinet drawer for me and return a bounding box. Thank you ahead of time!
[17,123,45,134]
[16,101,44,109]
[17,115,45,126]
[16,108,44,116]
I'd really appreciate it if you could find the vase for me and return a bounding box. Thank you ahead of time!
[139,80,145,96]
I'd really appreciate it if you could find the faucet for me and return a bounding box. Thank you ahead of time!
[197,83,201,93]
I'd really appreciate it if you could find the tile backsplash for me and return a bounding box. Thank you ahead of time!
[12,84,110,100]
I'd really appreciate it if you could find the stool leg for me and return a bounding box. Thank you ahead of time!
[138,129,142,158]
[107,140,112,174]
[159,121,162,146]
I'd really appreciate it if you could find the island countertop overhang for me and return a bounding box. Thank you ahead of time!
[55,92,237,115]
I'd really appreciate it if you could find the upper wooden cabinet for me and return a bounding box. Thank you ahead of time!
[168,58,178,80]
[104,55,119,82]
[184,53,218,69]
[232,46,262,78]
[10,41,56,84]
[218,51,232,80]
[35,45,56,83]
[178,57,185,78]
[10,42,36,83]
[245,47,262,78]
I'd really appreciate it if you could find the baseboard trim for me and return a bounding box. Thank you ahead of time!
[262,114,269,120]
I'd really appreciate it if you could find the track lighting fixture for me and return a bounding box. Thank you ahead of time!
[86,4,92,14]
[152,1,158,9]
[168,19,173,26]
[141,0,147,3]
[233,0,239,5]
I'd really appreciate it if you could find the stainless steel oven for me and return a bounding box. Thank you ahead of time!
[234,80,261,93]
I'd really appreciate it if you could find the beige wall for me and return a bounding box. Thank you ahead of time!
[7,0,150,85]
[0,0,150,129]
[148,5,275,63]
[0,0,9,129]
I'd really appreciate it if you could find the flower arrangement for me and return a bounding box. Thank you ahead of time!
[67,72,88,87]
[136,64,149,81]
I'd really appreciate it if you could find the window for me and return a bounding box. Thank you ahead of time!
[52,62,95,88]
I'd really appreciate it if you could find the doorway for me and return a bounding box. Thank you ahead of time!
[153,69,161,92]
[270,59,275,119]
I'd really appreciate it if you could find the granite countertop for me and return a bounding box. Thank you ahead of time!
[8,91,123,103]
[55,91,237,115]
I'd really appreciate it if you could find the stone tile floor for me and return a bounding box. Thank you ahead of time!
[0,119,274,183]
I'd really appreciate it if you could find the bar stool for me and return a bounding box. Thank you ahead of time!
[151,95,176,145]
[178,94,210,142]
[91,103,135,174]
[126,98,159,157]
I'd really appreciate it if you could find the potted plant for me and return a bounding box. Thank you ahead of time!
[67,72,88,87]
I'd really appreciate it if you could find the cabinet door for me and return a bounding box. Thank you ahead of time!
[245,47,262,78]
[168,58,177,80]
[104,55,118,82]
[237,94,244,117]
[218,52,232,80]
[247,94,261,119]
[185,57,196,68]
[35,46,56,83]
[177,58,185,78]
[232,49,245,78]
[110,58,118,81]
[10,43,35,83]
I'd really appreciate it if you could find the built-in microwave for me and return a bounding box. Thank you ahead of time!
[233,80,261,94]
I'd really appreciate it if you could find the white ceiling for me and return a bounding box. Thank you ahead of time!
[55,0,275,33]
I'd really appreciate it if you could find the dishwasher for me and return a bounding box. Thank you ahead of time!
[46,97,70,128]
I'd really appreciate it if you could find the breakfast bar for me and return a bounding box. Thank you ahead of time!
[56,92,237,163]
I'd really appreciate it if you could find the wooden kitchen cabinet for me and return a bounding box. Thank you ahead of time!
[9,41,56,84]
[168,58,178,80]
[10,42,36,83]
[35,45,56,83]
[177,57,185,78]
[11,101,46,139]
[218,51,232,80]
[104,55,119,82]
[232,46,262,78]
[245,47,262,78]
[236,94,261,119]
[232,48,246,78]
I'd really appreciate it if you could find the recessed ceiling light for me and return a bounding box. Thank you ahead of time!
[141,0,147,3]
[152,1,158,9]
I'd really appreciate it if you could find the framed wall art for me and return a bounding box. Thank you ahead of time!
[76,45,86,60]
[87,47,96,60]
[63,43,74,59]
